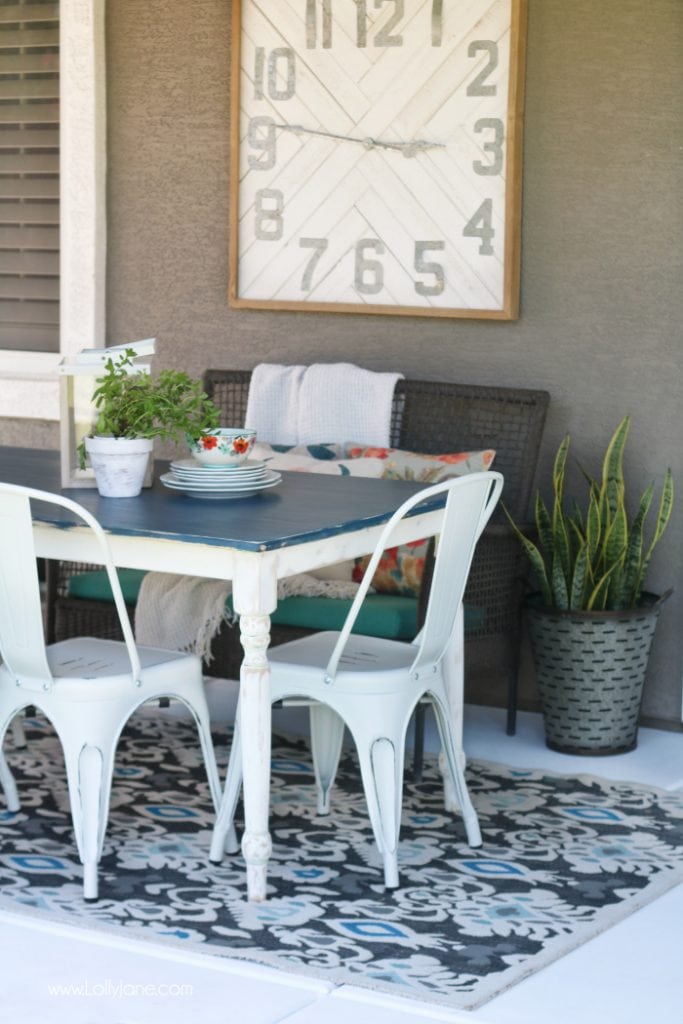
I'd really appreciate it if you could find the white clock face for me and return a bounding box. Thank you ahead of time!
[230,0,525,318]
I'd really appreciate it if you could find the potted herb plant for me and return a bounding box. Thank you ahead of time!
[79,349,220,497]
[507,416,673,754]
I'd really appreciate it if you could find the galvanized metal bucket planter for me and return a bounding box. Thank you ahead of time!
[526,592,670,755]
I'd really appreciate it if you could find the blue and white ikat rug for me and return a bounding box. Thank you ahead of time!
[1,708,682,1010]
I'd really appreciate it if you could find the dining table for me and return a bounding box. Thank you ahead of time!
[0,445,448,901]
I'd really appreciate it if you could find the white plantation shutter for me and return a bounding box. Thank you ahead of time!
[0,0,59,352]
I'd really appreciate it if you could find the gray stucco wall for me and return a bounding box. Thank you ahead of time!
[3,0,681,723]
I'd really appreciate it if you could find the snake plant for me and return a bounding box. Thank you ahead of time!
[506,416,674,611]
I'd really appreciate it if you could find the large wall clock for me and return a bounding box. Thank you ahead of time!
[229,0,527,319]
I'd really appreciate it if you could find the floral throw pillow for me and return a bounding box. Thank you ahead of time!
[252,442,385,477]
[348,444,496,596]
[345,445,496,481]
[253,442,342,463]
[352,539,430,597]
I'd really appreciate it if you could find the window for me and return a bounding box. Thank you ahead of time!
[0,0,60,353]
[0,0,105,421]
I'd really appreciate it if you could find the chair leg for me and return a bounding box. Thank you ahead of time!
[153,681,230,856]
[0,702,22,811]
[431,692,482,849]
[438,606,466,808]
[353,732,403,889]
[439,749,459,814]
[55,703,126,902]
[63,741,107,901]
[210,720,242,863]
[10,715,27,749]
[0,748,20,813]
[412,702,426,782]
[309,704,344,815]
[177,692,223,816]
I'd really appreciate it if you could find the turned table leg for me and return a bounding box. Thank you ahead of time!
[238,611,273,902]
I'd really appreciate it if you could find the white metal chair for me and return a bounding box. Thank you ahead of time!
[210,471,503,889]
[0,482,222,901]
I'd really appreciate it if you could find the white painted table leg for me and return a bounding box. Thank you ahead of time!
[232,556,278,902]
[238,612,273,902]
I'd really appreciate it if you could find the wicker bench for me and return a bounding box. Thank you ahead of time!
[45,372,549,739]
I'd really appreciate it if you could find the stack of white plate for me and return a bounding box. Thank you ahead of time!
[160,458,281,500]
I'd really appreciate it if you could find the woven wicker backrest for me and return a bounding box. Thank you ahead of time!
[203,370,549,522]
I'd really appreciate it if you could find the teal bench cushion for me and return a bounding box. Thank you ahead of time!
[229,593,418,640]
[267,596,485,637]
[67,568,149,604]
[67,569,484,641]
[67,569,418,640]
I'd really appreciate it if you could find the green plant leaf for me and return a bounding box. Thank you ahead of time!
[502,505,553,605]
[568,516,585,549]
[567,501,586,563]
[549,435,571,583]
[502,420,673,613]
[551,553,569,610]
[651,467,674,548]
[552,501,572,584]
[570,498,584,531]
[523,536,554,605]
[597,487,627,610]
[534,492,553,557]
[622,483,653,604]
[596,484,614,590]
[605,559,627,611]
[569,541,589,610]
[603,490,628,568]
[586,487,601,560]
[587,560,621,610]
[637,467,675,598]
[601,415,629,517]
[552,434,570,506]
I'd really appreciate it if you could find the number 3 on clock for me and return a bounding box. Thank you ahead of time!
[229,0,527,319]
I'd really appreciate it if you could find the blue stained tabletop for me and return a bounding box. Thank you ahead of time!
[0,448,445,552]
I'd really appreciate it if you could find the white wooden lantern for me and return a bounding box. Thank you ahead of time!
[58,339,156,488]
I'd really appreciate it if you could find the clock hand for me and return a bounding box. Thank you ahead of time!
[272,122,445,158]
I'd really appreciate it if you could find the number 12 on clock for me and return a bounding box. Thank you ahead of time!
[229,0,527,319]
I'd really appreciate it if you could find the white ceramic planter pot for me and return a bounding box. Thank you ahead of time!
[84,436,153,497]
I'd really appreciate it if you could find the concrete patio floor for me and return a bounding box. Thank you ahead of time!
[1,697,681,1024]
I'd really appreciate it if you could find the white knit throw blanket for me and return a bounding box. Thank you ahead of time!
[245,362,403,447]
[297,362,403,447]
[134,571,363,662]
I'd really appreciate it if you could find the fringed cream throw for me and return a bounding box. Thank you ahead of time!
[135,571,363,663]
